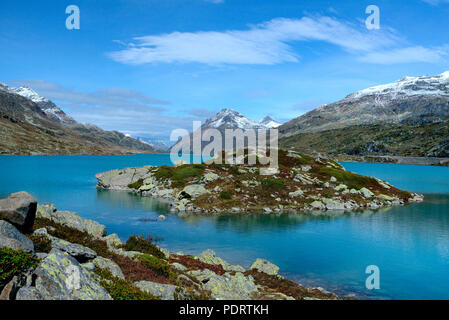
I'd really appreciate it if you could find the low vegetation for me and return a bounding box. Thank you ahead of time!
[153,164,205,188]
[121,234,165,259]
[96,268,158,300]
[0,247,38,289]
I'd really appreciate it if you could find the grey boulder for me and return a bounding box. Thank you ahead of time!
[50,237,97,263]
[0,192,37,230]
[19,249,112,300]
[0,220,34,253]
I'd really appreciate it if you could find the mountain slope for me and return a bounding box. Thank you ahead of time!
[7,86,76,125]
[171,108,279,152]
[279,71,449,159]
[0,85,156,155]
[280,71,449,137]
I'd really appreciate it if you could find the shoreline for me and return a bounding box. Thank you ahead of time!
[336,155,449,167]
[0,191,342,300]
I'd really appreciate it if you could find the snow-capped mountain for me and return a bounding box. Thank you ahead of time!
[204,108,267,130]
[171,108,280,152]
[280,71,449,136]
[3,85,76,125]
[137,137,171,152]
[0,83,156,154]
[260,116,281,128]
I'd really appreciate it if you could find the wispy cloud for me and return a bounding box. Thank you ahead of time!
[108,16,400,66]
[8,80,198,137]
[359,45,449,64]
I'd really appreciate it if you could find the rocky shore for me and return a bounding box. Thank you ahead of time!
[0,191,340,300]
[96,149,423,214]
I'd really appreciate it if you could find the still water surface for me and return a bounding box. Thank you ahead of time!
[0,154,448,299]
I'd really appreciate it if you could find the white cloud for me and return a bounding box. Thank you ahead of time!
[108,16,399,65]
[359,46,449,64]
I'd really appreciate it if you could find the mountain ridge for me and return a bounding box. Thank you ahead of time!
[0,84,158,155]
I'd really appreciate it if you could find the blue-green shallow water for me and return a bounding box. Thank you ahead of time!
[0,154,448,299]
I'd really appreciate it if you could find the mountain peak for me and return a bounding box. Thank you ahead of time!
[260,115,281,128]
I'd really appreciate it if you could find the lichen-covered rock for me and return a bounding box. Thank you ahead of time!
[134,281,186,300]
[202,172,219,184]
[198,249,245,272]
[359,187,374,198]
[310,201,325,210]
[289,189,304,197]
[187,270,257,300]
[36,203,56,220]
[15,287,43,300]
[102,233,122,249]
[93,256,124,279]
[0,220,34,253]
[181,185,209,198]
[96,166,152,190]
[171,262,187,271]
[29,249,112,300]
[321,198,346,210]
[50,237,97,262]
[0,192,37,230]
[49,211,106,238]
[250,258,279,276]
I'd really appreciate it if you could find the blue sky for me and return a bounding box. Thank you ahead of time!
[1,0,449,139]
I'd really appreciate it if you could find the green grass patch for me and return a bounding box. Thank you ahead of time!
[0,247,38,288]
[121,234,165,259]
[219,191,232,200]
[128,178,144,190]
[320,167,377,190]
[154,164,204,187]
[261,178,286,190]
[138,254,175,280]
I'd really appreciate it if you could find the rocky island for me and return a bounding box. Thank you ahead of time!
[0,192,340,300]
[96,149,423,214]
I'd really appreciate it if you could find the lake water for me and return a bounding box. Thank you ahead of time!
[0,154,448,300]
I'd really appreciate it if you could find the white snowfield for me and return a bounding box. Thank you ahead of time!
[204,108,281,130]
[346,71,449,101]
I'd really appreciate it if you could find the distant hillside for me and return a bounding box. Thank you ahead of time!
[0,84,157,155]
[280,72,449,158]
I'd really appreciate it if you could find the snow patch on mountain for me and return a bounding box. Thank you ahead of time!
[2,84,76,125]
[260,116,281,128]
[346,71,449,101]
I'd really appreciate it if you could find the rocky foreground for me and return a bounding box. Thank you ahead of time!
[96,149,423,214]
[0,192,340,300]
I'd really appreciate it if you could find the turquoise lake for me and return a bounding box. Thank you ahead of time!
[0,154,448,299]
